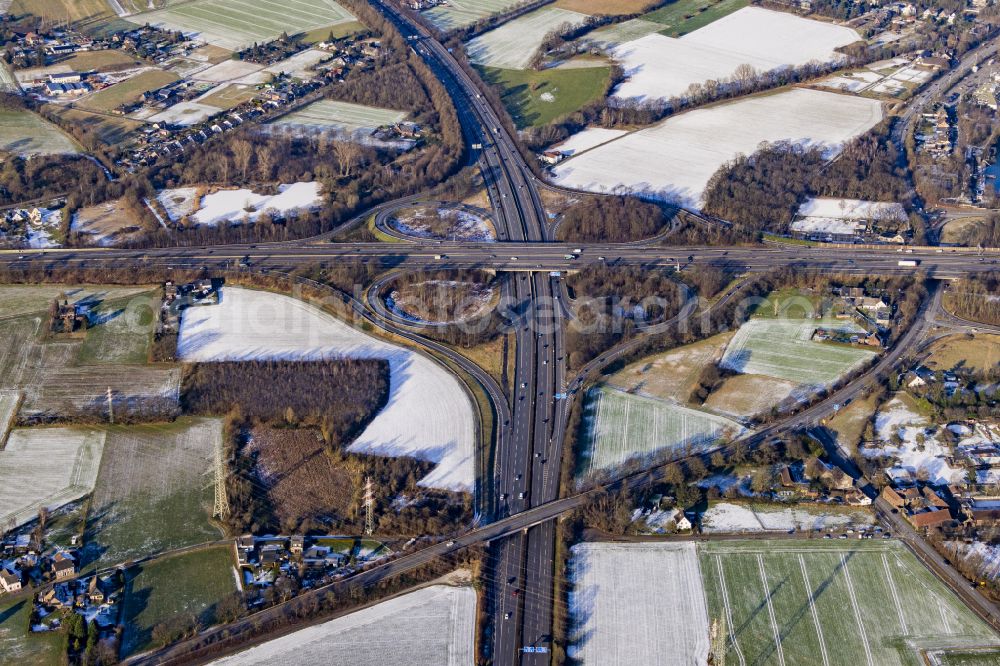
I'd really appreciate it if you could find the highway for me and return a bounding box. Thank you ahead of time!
[12,6,1000,665]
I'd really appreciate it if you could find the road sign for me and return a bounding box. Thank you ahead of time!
[554,393,566,400]
[521,646,549,653]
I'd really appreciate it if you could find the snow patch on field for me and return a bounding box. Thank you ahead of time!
[177,288,475,492]
[551,88,882,206]
[190,59,263,83]
[0,428,105,529]
[549,127,626,157]
[157,187,199,222]
[210,584,476,665]
[157,183,322,226]
[569,542,709,665]
[861,396,965,485]
[611,7,860,102]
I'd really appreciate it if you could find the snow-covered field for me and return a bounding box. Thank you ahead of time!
[581,386,744,474]
[719,317,876,387]
[701,502,874,533]
[422,0,525,31]
[177,288,476,491]
[551,88,882,206]
[569,542,709,665]
[466,7,589,69]
[861,395,965,485]
[549,127,626,157]
[190,59,263,83]
[611,7,860,102]
[797,197,906,221]
[270,100,406,137]
[210,584,476,665]
[0,427,106,528]
[148,101,222,127]
[157,182,322,226]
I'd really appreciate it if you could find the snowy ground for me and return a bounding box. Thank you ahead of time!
[0,427,106,529]
[719,317,875,387]
[549,127,626,157]
[148,101,222,127]
[177,288,476,492]
[466,7,589,70]
[701,502,874,533]
[270,100,406,137]
[797,197,906,221]
[157,183,322,226]
[860,395,965,485]
[389,206,496,242]
[210,584,476,665]
[190,60,263,83]
[551,88,882,206]
[569,542,709,665]
[611,7,860,102]
[157,187,199,222]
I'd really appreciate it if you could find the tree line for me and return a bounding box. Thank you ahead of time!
[554,194,670,243]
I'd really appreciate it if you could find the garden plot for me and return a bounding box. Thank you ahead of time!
[466,7,589,70]
[549,127,626,157]
[210,583,476,665]
[0,427,105,529]
[0,110,78,156]
[423,0,525,30]
[157,182,322,226]
[720,317,876,387]
[700,540,1000,666]
[177,287,476,492]
[860,394,965,485]
[701,501,874,533]
[270,100,406,138]
[580,385,744,474]
[611,7,860,102]
[84,418,223,570]
[388,205,496,242]
[137,0,356,51]
[552,88,882,206]
[569,542,710,665]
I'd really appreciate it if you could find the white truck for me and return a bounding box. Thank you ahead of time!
[897,259,919,267]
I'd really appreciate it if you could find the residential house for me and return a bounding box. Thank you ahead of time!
[52,552,76,581]
[0,570,21,593]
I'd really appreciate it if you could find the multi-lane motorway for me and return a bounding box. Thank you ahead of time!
[9,6,1000,665]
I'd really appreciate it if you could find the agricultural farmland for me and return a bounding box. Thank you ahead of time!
[720,318,876,386]
[270,100,407,137]
[0,110,79,156]
[177,287,475,492]
[700,540,1000,666]
[552,88,882,206]
[0,427,106,529]
[642,0,748,37]
[422,0,525,31]
[210,584,477,665]
[83,418,223,571]
[77,289,160,365]
[156,182,323,226]
[78,69,180,112]
[569,542,710,665]
[137,0,357,51]
[0,597,62,665]
[611,7,860,102]
[571,540,1000,666]
[466,7,589,70]
[580,386,744,474]
[480,65,611,128]
[121,546,237,656]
